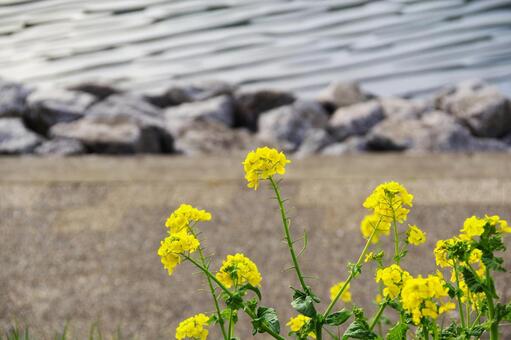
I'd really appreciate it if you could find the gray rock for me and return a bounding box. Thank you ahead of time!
[34,138,85,156]
[317,81,368,109]
[257,100,329,151]
[87,94,162,120]
[328,101,384,141]
[379,97,430,120]
[367,111,509,152]
[144,80,235,108]
[67,80,121,100]
[165,95,234,135]
[321,137,368,155]
[435,80,511,138]
[295,128,334,157]
[174,119,258,155]
[234,89,295,131]
[50,114,173,154]
[0,118,41,154]
[0,79,32,118]
[25,88,96,135]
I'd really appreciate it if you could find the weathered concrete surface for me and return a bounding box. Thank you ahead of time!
[1,155,511,339]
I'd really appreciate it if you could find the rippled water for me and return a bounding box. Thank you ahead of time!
[1,0,511,97]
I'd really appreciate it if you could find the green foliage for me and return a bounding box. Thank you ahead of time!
[324,310,351,326]
[342,309,377,340]
[291,289,317,318]
[251,307,280,336]
[385,322,407,340]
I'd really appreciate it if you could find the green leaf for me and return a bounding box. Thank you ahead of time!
[251,306,280,336]
[291,289,317,318]
[385,322,407,340]
[342,320,377,340]
[325,309,352,326]
[225,293,244,310]
[240,283,262,300]
[460,267,485,294]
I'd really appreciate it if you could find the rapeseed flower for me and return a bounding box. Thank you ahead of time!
[158,231,200,275]
[485,214,511,233]
[460,216,486,239]
[400,273,452,325]
[375,264,411,299]
[360,214,391,244]
[165,204,212,233]
[242,147,290,190]
[363,182,413,223]
[175,313,210,340]
[329,281,352,303]
[216,253,262,288]
[433,238,457,268]
[287,315,316,339]
[407,225,426,246]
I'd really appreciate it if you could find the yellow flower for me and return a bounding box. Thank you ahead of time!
[363,182,413,223]
[175,313,210,340]
[400,273,451,325]
[407,225,426,246]
[460,216,486,239]
[158,231,200,275]
[329,281,352,303]
[242,147,290,190]
[485,214,511,233]
[287,315,316,339]
[216,253,262,288]
[375,264,411,299]
[360,214,391,244]
[165,204,212,233]
[434,239,456,268]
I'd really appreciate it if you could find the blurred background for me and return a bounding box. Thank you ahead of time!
[1,1,511,339]
[1,0,511,97]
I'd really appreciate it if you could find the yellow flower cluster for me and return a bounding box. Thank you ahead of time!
[484,214,510,233]
[460,215,486,239]
[376,264,411,299]
[329,281,352,303]
[158,232,200,275]
[175,313,210,340]
[401,273,454,325]
[165,204,212,233]
[363,181,413,223]
[407,225,426,246]
[242,147,290,190]
[433,238,458,268]
[360,214,391,244]
[287,315,316,339]
[216,253,262,288]
[158,204,211,276]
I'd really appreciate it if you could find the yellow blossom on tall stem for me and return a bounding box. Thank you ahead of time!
[287,315,316,339]
[216,253,262,288]
[242,147,291,190]
[165,204,212,233]
[175,313,210,340]
[375,264,411,299]
[460,215,486,239]
[363,181,413,223]
[158,231,200,275]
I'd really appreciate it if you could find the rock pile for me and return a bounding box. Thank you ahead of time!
[1,78,510,156]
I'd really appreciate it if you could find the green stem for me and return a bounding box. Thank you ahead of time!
[485,268,499,340]
[369,303,387,331]
[322,223,379,318]
[190,227,228,340]
[269,176,309,294]
[392,220,400,263]
[453,262,467,329]
[184,255,285,340]
[227,308,234,339]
